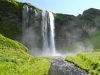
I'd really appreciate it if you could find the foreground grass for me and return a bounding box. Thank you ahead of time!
[0,34,50,75]
[65,52,100,75]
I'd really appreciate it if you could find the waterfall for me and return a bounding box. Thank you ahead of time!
[42,10,56,55]
[22,4,37,32]
[42,11,49,51]
[22,4,29,45]
[22,4,57,56]
[22,4,29,35]
[22,4,39,50]
[49,11,56,54]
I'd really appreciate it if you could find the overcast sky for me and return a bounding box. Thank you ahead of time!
[18,0,100,16]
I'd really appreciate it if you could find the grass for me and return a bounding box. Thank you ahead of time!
[0,23,22,39]
[0,34,27,52]
[65,30,100,75]
[0,34,50,75]
[54,13,73,25]
[65,52,100,75]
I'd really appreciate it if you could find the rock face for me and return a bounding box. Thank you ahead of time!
[0,1,100,51]
[83,8,100,16]
[55,8,100,51]
[0,1,22,40]
[0,11,21,26]
[0,1,39,41]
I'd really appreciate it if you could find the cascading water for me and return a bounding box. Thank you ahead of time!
[41,11,56,55]
[49,11,56,54]
[22,4,38,35]
[22,4,41,56]
[42,11,49,52]
[22,4,57,56]
[22,4,29,37]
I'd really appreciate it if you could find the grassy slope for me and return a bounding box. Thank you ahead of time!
[65,52,100,75]
[0,34,50,75]
[65,30,100,75]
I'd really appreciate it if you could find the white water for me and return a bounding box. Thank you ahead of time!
[42,11,49,51]
[22,4,58,56]
[22,4,29,44]
[42,10,56,55]
[49,11,56,54]
[22,4,38,51]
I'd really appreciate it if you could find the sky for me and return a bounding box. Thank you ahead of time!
[18,0,100,16]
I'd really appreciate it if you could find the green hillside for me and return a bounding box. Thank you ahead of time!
[65,52,100,75]
[65,30,100,75]
[0,34,50,75]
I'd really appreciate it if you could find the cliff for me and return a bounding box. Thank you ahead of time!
[0,0,100,51]
[54,8,100,51]
[0,0,40,40]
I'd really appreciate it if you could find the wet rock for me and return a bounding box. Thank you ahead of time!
[48,57,89,75]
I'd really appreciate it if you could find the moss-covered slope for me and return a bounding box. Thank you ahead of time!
[65,52,100,75]
[0,34,50,75]
[0,34,27,51]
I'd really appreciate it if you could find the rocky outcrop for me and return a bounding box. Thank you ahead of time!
[83,8,100,16]
[0,11,21,26]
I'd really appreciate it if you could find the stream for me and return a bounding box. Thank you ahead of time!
[48,56,90,75]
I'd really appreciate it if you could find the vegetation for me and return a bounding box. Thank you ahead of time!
[1,0,100,75]
[0,34,50,75]
[0,0,41,18]
[65,25,100,75]
[0,23,22,39]
[0,34,27,51]
[0,0,41,39]
[65,52,100,75]
[0,0,23,18]
[54,13,71,24]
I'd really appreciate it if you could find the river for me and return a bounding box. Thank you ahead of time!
[48,56,90,75]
